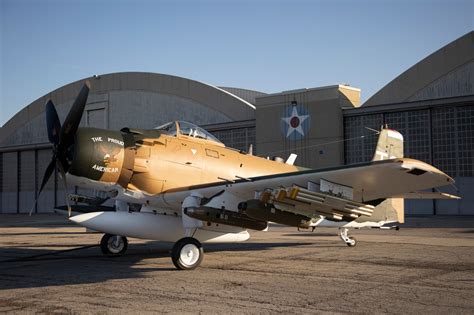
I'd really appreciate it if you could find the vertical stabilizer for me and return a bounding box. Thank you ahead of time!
[372,128,404,161]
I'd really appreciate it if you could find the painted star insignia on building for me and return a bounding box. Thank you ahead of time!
[281,106,310,138]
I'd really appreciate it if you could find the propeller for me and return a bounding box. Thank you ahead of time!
[30,82,90,216]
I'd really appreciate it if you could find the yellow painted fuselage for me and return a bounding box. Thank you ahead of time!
[128,133,301,195]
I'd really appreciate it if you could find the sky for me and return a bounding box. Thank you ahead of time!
[0,0,473,126]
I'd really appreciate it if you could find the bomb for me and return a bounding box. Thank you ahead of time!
[184,206,268,231]
[240,199,313,228]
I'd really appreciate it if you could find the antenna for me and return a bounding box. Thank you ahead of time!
[248,144,253,155]
[365,126,380,134]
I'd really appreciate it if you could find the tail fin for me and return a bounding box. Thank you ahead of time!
[372,128,404,161]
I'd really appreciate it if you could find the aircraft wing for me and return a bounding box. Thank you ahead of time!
[161,158,455,213]
[392,191,460,199]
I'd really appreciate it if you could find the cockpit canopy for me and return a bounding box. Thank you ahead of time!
[155,121,223,145]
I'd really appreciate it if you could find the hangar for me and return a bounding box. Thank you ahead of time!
[1,31,473,215]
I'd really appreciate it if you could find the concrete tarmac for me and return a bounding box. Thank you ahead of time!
[0,214,473,314]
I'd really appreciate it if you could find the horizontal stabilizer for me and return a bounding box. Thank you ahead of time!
[393,191,460,200]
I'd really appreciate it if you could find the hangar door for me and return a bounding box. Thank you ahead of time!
[1,152,17,213]
[86,105,107,129]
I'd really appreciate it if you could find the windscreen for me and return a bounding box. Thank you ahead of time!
[154,122,177,136]
[177,121,222,144]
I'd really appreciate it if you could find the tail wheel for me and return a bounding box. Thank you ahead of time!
[100,233,128,256]
[171,237,203,270]
[338,227,357,247]
[346,237,357,247]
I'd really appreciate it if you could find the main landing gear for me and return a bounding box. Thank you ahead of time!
[338,227,356,247]
[99,234,204,270]
[100,233,128,256]
[171,237,204,270]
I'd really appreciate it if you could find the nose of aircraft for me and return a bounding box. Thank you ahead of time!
[68,128,128,184]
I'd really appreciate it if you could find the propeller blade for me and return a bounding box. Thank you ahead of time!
[29,81,90,216]
[58,155,69,175]
[29,158,56,216]
[45,100,61,145]
[56,161,72,216]
[32,82,91,217]
[59,81,90,151]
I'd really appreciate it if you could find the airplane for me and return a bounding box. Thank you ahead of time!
[32,82,460,270]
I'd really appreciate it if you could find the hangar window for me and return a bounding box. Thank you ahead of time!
[457,106,474,177]
[432,105,474,177]
[210,127,256,152]
[385,110,431,163]
[343,114,382,164]
[432,107,458,176]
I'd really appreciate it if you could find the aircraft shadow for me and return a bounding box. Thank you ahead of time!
[202,241,314,253]
[282,232,338,237]
[0,232,90,236]
[0,241,316,291]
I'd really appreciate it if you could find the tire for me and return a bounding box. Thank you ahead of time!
[171,237,203,270]
[346,237,357,247]
[100,233,128,256]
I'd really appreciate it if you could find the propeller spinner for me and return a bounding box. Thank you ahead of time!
[30,82,91,216]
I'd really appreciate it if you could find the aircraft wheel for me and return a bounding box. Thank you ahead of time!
[339,228,357,247]
[171,237,203,270]
[100,234,128,256]
[346,237,357,247]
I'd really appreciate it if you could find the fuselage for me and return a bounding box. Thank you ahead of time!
[67,121,303,199]
[66,122,310,240]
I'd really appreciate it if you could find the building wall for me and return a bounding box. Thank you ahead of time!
[255,86,360,169]
[1,152,17,213]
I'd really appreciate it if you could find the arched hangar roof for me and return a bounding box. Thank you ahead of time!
[219,87,268,105]
[364,31,474,106]
[0,72,257,146]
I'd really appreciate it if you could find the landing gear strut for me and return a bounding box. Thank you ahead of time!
[100,234,128,256]
[338,228,356,247]
[171,237,203,270]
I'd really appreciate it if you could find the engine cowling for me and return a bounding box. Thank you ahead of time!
[68,128,135,187]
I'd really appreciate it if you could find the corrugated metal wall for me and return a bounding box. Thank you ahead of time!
[1,152,17,213]
[0,148,60,214]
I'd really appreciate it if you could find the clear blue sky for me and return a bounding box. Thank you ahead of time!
[1,0,473,126]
